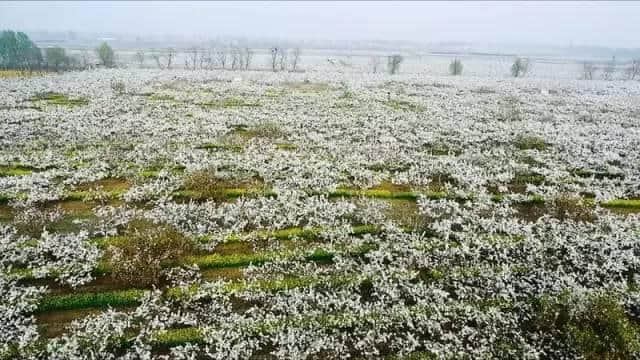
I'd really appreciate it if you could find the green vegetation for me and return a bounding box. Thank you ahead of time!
[284,81,330,93]
[384,99,424,112]
[275,143,297,150]
[233,121,286,139]
[198,98,260,108]
[546,193,596,222]
[182,170,262,201]
[601,199,640,208]
[29,92,89,107]
[423,143,460,156]
[0,30,42,71]
[152,327,205,348]
[530,293,640,360]
[195,143,243,152]
[105,221,195,287]
[573,169,625,180]
[148,94,175,101]
[139,165,185,178]
[37,289,146,312]
[513,172,546,185]
[0,164,34,177]
[515,135,549,151]
[96,42,115,68]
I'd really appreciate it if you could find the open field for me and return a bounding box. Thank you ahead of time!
[2,63,640,359]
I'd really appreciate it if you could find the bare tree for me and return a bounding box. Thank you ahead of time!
[290,47,301,72]
[243,47,253,70]
[150,49,164,70]
[270,47,279,72]
[449,58,463,76]
[230,47,243,70]
[166,47,175,70]
[387,54,403,75]
[582,61,595,80]
[278,48,288,71]
[511,57,531,78]
[215,48,227,69]
[603,56,615,80]
[370,56,382,74]
[135,50,145,68]
[150,48,175,70]
[625,58,640,80]
[186,47,199,70]
[79,49,91,70]
[200,47,214,70]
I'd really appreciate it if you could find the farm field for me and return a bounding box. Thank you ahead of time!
[2,66,640,359]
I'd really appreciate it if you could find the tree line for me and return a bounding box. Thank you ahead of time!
[0,30,115,72]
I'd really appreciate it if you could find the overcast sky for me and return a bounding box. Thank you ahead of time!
[1,1,639,48]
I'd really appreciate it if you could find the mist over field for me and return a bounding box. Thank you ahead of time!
[2,2,640,359]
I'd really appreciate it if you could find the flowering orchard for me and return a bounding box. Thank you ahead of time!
[1,67,640,359]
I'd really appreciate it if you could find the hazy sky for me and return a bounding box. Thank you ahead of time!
[1,1,639,47]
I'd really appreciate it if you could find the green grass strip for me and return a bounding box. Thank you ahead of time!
[152,327,205,348]
[37,289,147,313]
[186,252,277,269]
[0,165,34,177]
[63,190,126,201]
[601,199,640,209]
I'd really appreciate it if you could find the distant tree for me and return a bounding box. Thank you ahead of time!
[214,47,227,69]
[150,48,174,70]
[387,54,403,75]
[201,47,213,70]
[243,47,253,70]
[230,47,242,70]
[134,50,145,68]
[449,58,463,75]
[150,49,164,70]
[625,59,639,80]
[278,48,288,71]
[270,47,279,72]
[603,56,616,81]
[0,30,42,71]
[186,47,198,70]
[96,42,115,68]
[582,61,595,80]
[45,47,68,72]
[511,57,531,78]
[167,47,176,69]
[370,56,382,74]
[290,47,301,72]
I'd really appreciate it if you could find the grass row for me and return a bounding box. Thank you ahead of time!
[36,271,359,313]
[11,224,381,283]
[62,186,640,209]
[37,289,146,313]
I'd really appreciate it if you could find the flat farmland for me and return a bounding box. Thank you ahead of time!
[2,66,640,359]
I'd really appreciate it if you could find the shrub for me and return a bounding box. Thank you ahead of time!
[511,57,531,78]
[183,169,253,200]
[247,122,286,139]
[530,293,640,360]
[105,220,194,287]
[546,192,596,222]
[515,135,548,151]
[570,295,640,359]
